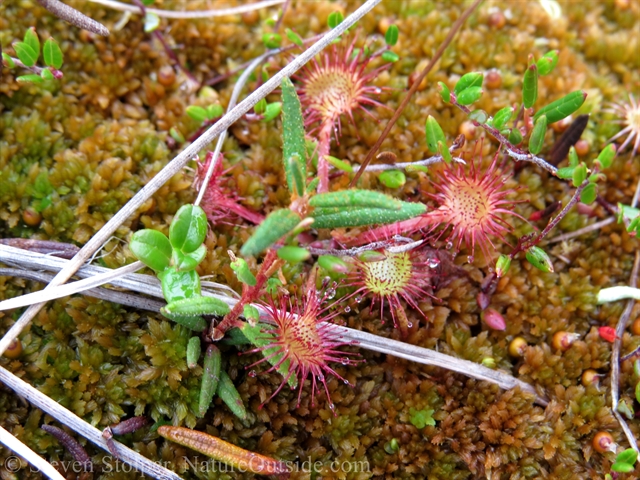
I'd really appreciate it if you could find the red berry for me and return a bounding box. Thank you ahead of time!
[598,326,617,343]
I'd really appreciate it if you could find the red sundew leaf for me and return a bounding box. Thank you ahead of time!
[598,326,617,343]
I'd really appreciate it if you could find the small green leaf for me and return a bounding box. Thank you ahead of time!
[262,102,282,122]
[240,209,302,257]
[13,42,38,67]
[456,86,483,105]
[385,24,399,46]
[611,463,634,473]
[2,53,15,68]
[172,245,207,272]
[536,50,559,76]
[438,82,450,103]
[468,109,488,124]
[186,105,208,123]
[525,246,554,273]
[327,11,344,28]
[528,114,547,155]
[381,51,399,63]
[186,336,201,368]
[379,170,406,188]
[16,74,44,84]
[616,448,638,467]
[595,144,616,169]
[285,28,303,47]
[130,229,172,272]
[522,61,538,109]
[277,246,310,263]
[198,345,222,417]
[206,104,223,120]
[310,190,403,210]
[40,68,55,80]
[492,106,513,130]
[169,127,185,143]
[495,254,511,277]
[254,98,267,114]
[325,155,353,173]
[169,204,208,253]
[24,28,40,60]
[242,304,260,323]
[454,72,483,95]
[572,163,587,187]
[262,32,281,49]
[281,76,306,196]
[556,166,575,179]
[42,38,63,69]
[230,257,257,286]
[568,146,579,167]
[317,255,349,274]
[425,116,447,154]
[636,380,640,403]
[534,90,587,124]
[216,371,248,420]
[163,295,231,317]
[144,12,160,32]
[508,128,523,145]
[580,183,597,204]
[159,267,201,303]
[312,202,426,229]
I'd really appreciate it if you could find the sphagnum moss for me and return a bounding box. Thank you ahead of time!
[1,0,640,478]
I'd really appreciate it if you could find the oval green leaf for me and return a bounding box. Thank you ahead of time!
[534,90,587,124]
[385,24,399,46]
[13,42,38,67]
[454,72,483,95]
[528,114,547,155]
[130,229,172,272]
[425,115,447,154]
[169,204,208,253]
[379,170,406,188]
[43,38,63,69]
[24,28,40,60]
[522,63,538,108]
[456,86,483,105]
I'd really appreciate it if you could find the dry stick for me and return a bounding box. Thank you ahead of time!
[0,267,165,312]
[37,0,109,36]
[0,367,183,480]
[610,249,640,454]
[337,326,548,406]
[349,0,484,187]
[0,0,382,358]
[0,247,547,405]
[547,217,615,244]
[0,261,143,312]
[0,426,65,480]
[88,0,285,19]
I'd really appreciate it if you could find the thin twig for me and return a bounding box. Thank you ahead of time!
[610,250,640,453]
[0,261,143,312]
[349,0,484,187]
[87,0,285,19]
[37,0,109,36]
[0,0,383,357]
[0,426,65,480]
[0,367,182,480]
[353,155,465,172]
[547,217,615,244]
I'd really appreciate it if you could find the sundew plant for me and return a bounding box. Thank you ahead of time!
[0,0,639,479]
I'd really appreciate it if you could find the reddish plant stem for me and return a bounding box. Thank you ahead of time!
[6,56,63,79]
[211,249,283,340]
[41,425,92,471]
[349,0,484,187]
[509,178,590,258]
[317,122,333,193]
